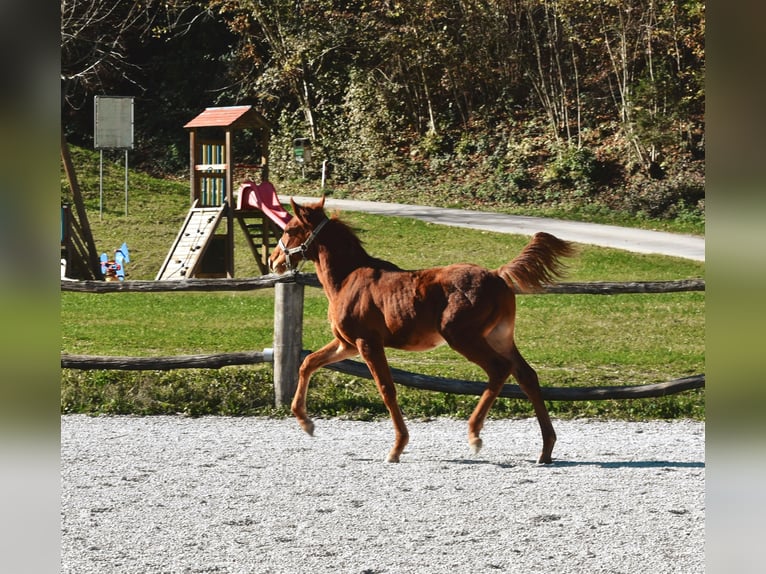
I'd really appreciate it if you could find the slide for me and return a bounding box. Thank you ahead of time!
[236,180,292,229]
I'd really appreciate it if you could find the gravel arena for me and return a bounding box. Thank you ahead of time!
[61,415,704,573]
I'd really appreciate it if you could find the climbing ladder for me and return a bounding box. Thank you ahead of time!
[234,213,281,275]
[155,201,227,280]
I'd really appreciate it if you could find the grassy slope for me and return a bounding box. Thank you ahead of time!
[61,146,704,420]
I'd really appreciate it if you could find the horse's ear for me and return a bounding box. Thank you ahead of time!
[291,196,325,224]
[290,197,308,224]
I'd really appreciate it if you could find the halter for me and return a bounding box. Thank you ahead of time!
[276,217,329,272]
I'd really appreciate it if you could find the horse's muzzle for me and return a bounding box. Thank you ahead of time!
[268,253,285,274]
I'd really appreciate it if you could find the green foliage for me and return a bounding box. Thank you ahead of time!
[332,70,404,180]
[624,166,706,220]
[62,0,705,221]
[543,146,599,192]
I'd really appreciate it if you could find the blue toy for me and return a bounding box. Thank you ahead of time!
[101,242,130,281]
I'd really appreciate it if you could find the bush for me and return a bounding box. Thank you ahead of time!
[623,167,705,220]
[543,146,598,191]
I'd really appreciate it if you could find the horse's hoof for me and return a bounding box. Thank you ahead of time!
[299,419,315,437]
[469,437,483,454]
[386,452,401,463]
[537,453,553,464]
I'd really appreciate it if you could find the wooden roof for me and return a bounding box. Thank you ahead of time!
[184,105,270,130]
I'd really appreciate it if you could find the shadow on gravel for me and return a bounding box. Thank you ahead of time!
[553,460,704,469]
[440,458,704,470]
[443,458,516,469]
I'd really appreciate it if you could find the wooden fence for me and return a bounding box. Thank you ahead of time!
[61,275,705,405]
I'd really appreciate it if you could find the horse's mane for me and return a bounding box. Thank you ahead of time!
[326,215,401,271]
[326,215,364,250]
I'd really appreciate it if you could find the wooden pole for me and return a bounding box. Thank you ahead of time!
[189,129,197,205]
[272,281,304,407]
[260,127,269,182]
[61,133,102,279]
[225,129,234,278]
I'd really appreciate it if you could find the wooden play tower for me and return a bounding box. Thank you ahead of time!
[156,105,287,280]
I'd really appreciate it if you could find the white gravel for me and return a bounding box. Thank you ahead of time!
[61,415,704,573]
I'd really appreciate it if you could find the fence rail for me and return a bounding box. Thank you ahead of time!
[60,350,704,400]
[61,276,704,294]
[61,274,705,405]
[61,350,270,371]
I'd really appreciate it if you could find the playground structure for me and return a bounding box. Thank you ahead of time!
[156,105,292,280]
[61,134,102,280]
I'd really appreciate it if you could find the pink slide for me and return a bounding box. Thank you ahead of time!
[236,180,292,229]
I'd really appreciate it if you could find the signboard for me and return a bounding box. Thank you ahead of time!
[293,137,312,164]
[94,96,134,150]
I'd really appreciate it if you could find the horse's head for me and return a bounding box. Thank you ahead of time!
[269,196,329,274]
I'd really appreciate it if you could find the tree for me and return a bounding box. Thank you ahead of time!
[61,1,234,172]
[60,0,704,198]
[62,0,159,109]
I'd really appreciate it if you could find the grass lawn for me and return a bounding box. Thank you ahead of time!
[61,147,704,420]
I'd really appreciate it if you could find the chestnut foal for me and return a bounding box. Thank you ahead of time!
[270,197,575,463]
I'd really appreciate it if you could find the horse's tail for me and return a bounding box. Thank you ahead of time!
[497,232,576,293]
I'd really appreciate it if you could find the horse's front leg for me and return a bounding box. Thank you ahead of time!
[293,338,357,436]
[356,338,409,463]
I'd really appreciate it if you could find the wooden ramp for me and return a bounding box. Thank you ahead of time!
[156,202,226,280]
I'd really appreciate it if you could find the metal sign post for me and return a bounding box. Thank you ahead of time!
[94,96,134,218]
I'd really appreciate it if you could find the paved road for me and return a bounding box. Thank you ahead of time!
[285,195,705,262]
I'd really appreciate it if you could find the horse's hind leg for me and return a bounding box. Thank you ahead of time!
[444,336,512,455]
[356,338,409,463]
[510,346,556,464]
[293,338,357,436]
[467,368,509,455]
[451,335,555,463]
[466,357,512,455]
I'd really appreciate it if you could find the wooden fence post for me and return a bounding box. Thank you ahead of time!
[272,281,304,407]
